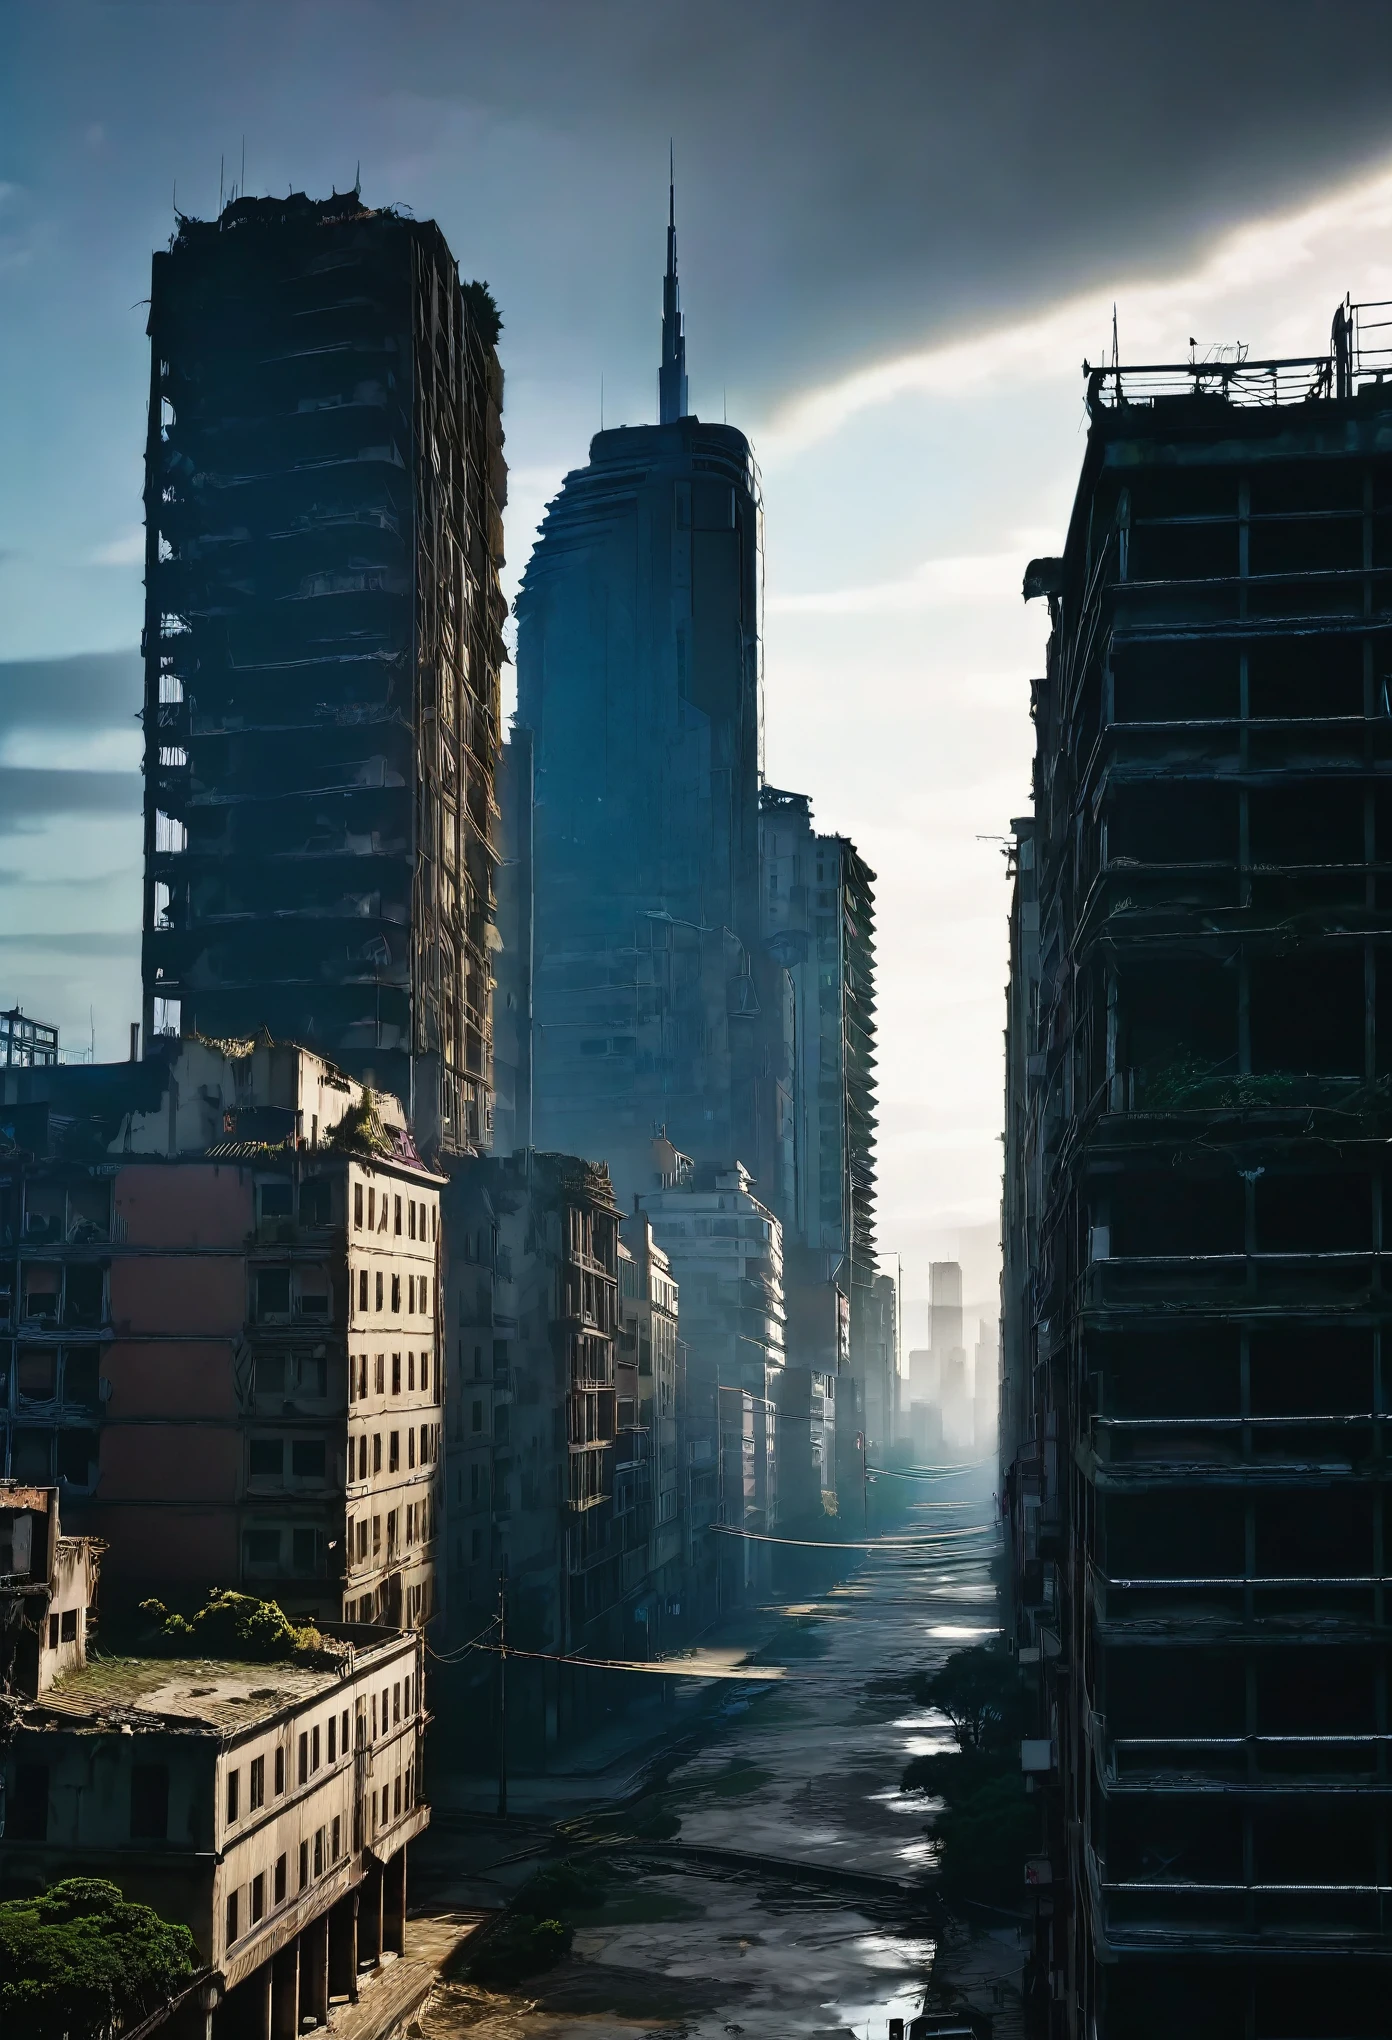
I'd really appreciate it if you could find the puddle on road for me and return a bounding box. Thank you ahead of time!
[422,1486,1022,2039]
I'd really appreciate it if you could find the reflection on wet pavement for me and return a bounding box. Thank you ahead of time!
[423,1478,1025,2039]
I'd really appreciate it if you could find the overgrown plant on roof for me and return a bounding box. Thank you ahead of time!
[323,1089,394,1159]
[137,1588,328,1663]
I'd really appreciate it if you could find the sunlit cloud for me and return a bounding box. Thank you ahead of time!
[763,157,1392,455]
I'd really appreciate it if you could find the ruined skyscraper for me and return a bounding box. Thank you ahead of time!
[1002,311,1392,2037]
[759,786,887,1451]
[141,190,506,1157]
[513,183,777,1206]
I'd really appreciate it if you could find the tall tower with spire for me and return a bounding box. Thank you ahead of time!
[659,161,689,425]
[509,172,783,1212]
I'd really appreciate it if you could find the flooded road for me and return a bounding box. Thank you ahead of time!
[420,1473,1023,2040]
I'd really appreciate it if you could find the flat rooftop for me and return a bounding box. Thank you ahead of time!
[31,1638,406,1737]
[1087,297,1392,414]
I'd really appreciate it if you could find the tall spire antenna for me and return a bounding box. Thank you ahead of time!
[659,143,689,425]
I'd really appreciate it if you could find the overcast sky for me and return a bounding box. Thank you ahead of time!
[5,1,1392,1310]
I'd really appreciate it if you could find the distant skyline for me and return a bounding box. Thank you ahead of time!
[5,3,1392,1300]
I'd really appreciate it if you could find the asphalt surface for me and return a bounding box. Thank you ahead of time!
[415,1471,1024,2039]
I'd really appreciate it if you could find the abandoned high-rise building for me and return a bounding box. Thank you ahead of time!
[1002,310,1392,2037]
[759,786,887,1449]
[513,181,778,1206]
[141,189,506,1156]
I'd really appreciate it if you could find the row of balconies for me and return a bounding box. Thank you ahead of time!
[1087,1838,1392,1952]
[1085,1414,1392,1483]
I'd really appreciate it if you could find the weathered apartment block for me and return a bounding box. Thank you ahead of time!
[641,1152,785,1598]
[0,1491,424,2039]
[0,1038,442,1628]
[760,786,886,1459]
[616,1212,688,1652]
[1001,308,1392,2038]
[440,1149,623,1752]
[141,188,506,1156]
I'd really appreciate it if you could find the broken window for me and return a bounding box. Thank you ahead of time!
[55,1430,96,1486]
[1255,1170,1372,1253]
[1248,635,1362,719]
[1111,639,1240,723]
[291,1439,326,1480]
[130,1764,169,1841]
[17,1348,57,1401]
[1108,1170,1244,1257]
[1250,949,1364,1075]
[20,1266,60,1326]
[63,1265,104,1329]
[1109,780,1238,865]
[66,1181,111,1242]
[256,1269,291,1319]
[1249,781,1363,866]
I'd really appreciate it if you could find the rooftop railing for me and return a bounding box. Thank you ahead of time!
[1087,300,1392,413]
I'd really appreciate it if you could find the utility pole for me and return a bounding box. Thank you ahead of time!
[496,1556,509,1818]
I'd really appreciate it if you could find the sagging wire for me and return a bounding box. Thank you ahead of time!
[709,1525,995,1552]
[468,1639,786,1681]
[425,1613,500,1666]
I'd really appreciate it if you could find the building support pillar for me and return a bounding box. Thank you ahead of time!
[329,1890,360,2004]
[270,1937,299,2040]
[384,1844,407,1957]
[300,1909,329,2028]
[359,1859,384,1968]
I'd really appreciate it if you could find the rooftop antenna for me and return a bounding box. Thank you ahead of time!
[240,135,246,201]
[1111,303,1119,370]
[219,154,224,213]
[355,159,361,196]
[658,140,689,425]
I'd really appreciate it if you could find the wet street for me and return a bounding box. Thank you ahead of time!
[419,1470,1025,2040]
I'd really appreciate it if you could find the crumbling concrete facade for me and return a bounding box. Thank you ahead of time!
[0,1039,443,1629]
[1002,312,1392,2036]
[140,190,506,1157]
[440,1149,625,1753]
[759,786,887,1461]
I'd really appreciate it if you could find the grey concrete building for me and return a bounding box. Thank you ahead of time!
[139,188,506,1157]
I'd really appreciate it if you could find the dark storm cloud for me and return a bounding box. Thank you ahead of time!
[0,652,141,739]
[10,1,1392,417]
[399,0,1392,388]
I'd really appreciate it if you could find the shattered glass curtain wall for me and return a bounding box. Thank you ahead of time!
[514,420,769,1204]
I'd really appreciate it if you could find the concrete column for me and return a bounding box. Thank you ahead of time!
[270,1937,299,2040]
[301,1910,329,2028]
[384,1844,407,1957]
[329,1891,360,2005]
[358,1861,383,1968]
[251,1962,272,2040]
[223,1958,269,2040]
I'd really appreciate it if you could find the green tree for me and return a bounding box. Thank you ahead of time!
[934,1772,1036,1905]
[0,1878,197,2040]
[911,1639,1025,1754]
